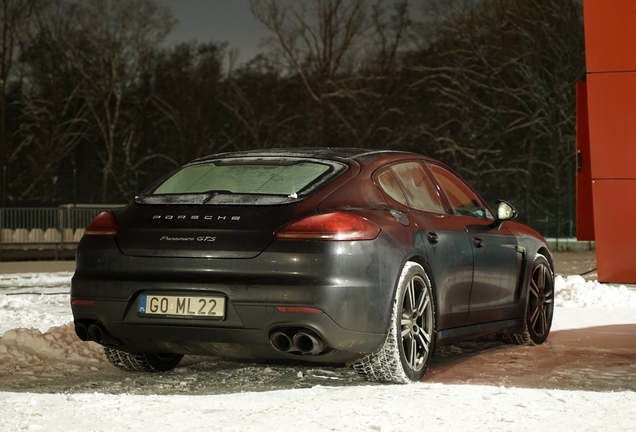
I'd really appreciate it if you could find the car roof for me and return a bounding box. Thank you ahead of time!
[192,147,427,164]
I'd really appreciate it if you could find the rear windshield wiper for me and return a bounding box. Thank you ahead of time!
[200,190,234,195]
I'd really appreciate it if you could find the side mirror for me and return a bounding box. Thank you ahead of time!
[491,200,518,229]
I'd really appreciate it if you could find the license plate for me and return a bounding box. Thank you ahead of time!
[138,294,225,319]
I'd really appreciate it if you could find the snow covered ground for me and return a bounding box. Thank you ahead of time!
[1,271,636,431]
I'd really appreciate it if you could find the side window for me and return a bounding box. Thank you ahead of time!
[377,162,444,213]
[377,170,408,206]
[428,164,488,218]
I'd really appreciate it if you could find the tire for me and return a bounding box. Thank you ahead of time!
[104,347,183,372]
[352,262,436,383]
[508,254,555,345]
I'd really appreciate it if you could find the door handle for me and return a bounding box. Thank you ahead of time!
[473,237,484,248]
[427,231,439,244]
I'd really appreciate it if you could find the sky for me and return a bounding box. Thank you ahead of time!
[153,0,273,63]
[151,1,426,65]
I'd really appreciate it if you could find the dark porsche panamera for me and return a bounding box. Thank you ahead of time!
[71,148,554,383]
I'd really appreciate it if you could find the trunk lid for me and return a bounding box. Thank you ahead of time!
[114,204,295,259]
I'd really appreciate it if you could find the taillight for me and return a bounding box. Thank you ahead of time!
[274,212,380,241]
[71,299,96,306]
[84,211,118,237]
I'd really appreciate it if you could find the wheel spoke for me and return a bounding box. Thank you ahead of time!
[538,265,546,290]
[404,335,416,368]
[529,280,540,298]
[401,326,410,338]
[416,295,430,317]
[413,289,424,314]
[402,334,411,364]
[540,310,547,336]
[413,334,428,365]
[406,280,416,312]
[420,330,431,347]
[529,306,540,328]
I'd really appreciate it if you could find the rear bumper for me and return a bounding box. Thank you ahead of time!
[72,299,386,362]
[71,233,404,361]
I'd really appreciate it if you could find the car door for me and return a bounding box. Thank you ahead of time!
[427,163,523,325]
[375,161,474,330]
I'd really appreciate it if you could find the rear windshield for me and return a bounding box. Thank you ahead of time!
[153,162,331,196]
[137,157,347,205]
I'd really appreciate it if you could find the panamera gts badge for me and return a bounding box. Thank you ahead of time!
[159,236,217,242]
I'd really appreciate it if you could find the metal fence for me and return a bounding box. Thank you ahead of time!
[0,205,124,259]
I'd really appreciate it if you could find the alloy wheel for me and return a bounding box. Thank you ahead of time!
[527,262,554,339]
[400,274,434,372]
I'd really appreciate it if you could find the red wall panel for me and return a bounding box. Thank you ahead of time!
[583,0,636,283]
[584,0,636,73]
[576,82,595,241]
[592,180,636,283]
[587,72,636,180]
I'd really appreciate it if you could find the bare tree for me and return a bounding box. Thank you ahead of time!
[0,0,45,167]
[58,0,175,201]
[10,90,87,200]
[151,42,228,162]
[330,0,414,149]
[219,54,304,150]
[1,1,87,201]
[250,0,368,147]
[410,0,585,234]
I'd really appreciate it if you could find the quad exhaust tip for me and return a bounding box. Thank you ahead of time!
[270,329,326,355]
[74,321,120,346]
[74,322,90,341]
[270,332,294,352]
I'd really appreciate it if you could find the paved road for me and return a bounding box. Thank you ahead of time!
[424,324,636,391]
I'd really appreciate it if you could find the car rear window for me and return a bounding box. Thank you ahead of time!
[153,162,331,196]
[377,162,444,214]
[136,157,348,205]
